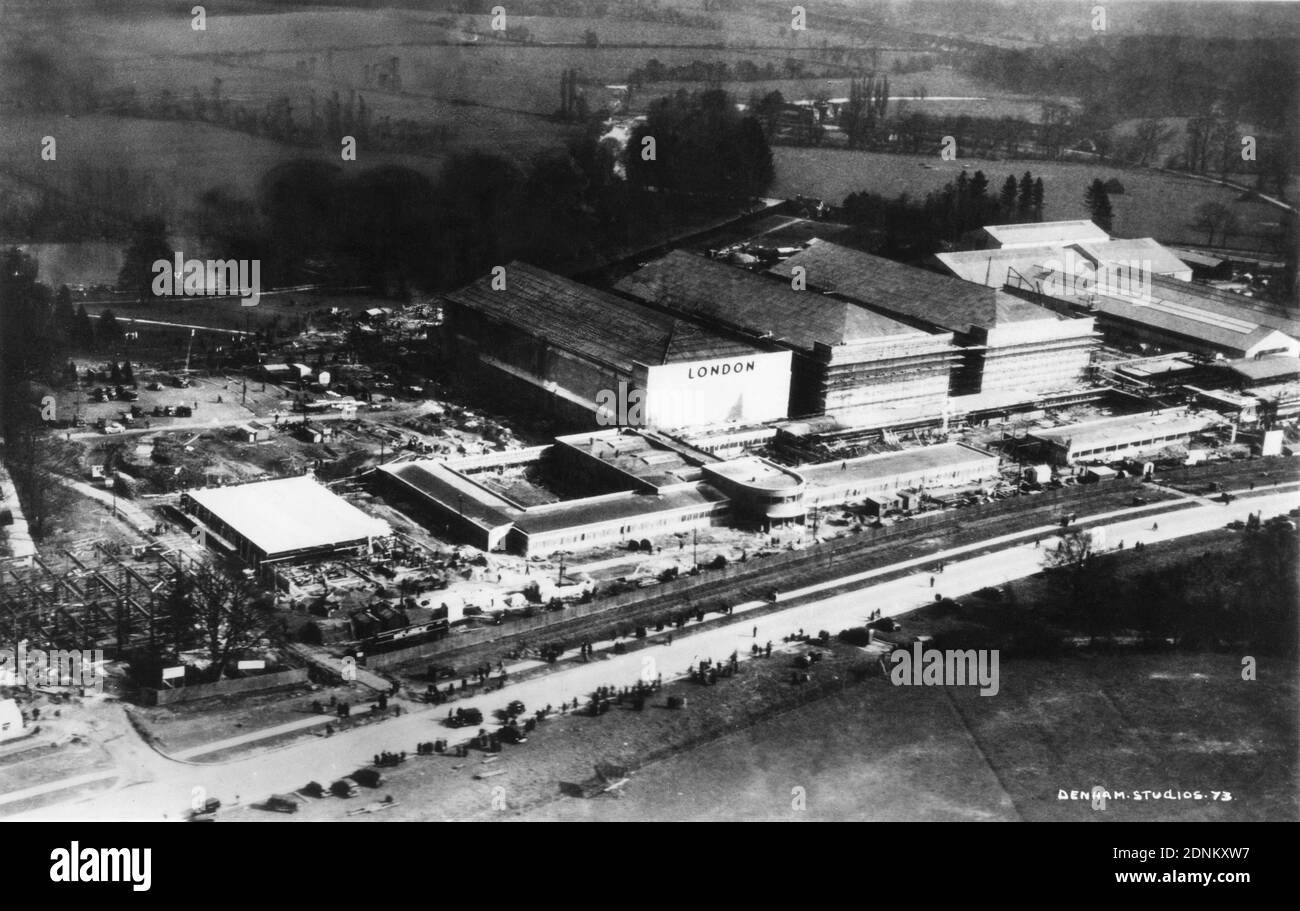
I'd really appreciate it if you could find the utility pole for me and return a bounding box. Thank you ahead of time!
[692,527,698,569]
[557,554,565,585]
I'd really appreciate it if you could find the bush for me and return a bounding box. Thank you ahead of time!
[838,627,874,647]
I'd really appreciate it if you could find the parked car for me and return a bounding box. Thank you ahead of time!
[446,707,483,728]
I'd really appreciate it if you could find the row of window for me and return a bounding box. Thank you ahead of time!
[1070,432,1189,459]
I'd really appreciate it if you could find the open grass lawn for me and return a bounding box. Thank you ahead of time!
[526,651,1296,821]
[771,146,1287,247]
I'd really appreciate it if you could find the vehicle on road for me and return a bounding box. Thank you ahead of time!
[446,707,483,728]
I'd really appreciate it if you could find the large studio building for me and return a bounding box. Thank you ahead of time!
[439,262,792,432]
[772,240,1099,403]
[615,250,960,426]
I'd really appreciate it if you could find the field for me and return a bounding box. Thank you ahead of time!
[771,146,1290,247]
[524,650,1297,821]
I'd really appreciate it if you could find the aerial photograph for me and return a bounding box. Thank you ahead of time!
[0,0,1295,831]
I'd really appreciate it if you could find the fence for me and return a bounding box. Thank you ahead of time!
[143,667,310,706]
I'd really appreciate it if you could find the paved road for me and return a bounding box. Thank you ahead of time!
[6,487,1296,821]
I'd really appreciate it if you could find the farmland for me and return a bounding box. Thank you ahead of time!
[771,146,1292,247]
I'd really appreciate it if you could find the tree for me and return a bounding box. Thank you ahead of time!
[1031,177,1045,220]
[1017,171,1034,218]
[1129,118,1174,167]
[999,175,1018,215]
[2,421,79,539]
[187,562,274,681]
[1042,529,1118,645]
[117,217,172,301]
[72,305,94,349]
[54,285,74,338]
[98,309,122,345]
[1084,178,1113,233]
[1193,201,1235,246]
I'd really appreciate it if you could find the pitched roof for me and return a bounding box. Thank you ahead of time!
[1025,266,1297,354]
[614,250,920,352]
[771,240,1056,333]
[1222,356,1300,384]
[444,262,758,374]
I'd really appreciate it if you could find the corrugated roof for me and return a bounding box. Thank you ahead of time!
[772,240,1055,333]
[187,476,391,556]
[444,262,757,374]
[615,250,920,353]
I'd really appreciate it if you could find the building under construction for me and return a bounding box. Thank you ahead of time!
[771,240,1099,403]
[615,250,960,426]
[0,545,207,655]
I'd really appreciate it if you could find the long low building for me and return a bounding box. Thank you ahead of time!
[182,476,392,566]
[440,261,792,431]
[376,428,1003,554]
[771,240,1098,399]
[1014,268,1300,360]
[1028,410,1219,465]
[800,442,1001,507]
[615,250,959,425]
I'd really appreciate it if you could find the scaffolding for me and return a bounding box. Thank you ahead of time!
[0,544,206,655]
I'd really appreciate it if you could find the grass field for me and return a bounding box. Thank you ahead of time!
[771,146,1289,247]
[532,650,1297,821]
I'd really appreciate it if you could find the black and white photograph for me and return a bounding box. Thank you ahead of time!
[0,0,1295,846]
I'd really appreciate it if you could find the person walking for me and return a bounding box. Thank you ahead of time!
[752,626,758,639]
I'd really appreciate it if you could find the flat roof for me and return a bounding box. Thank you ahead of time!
[1031,411,1215,451]
[936,238,1190,289]
[187,476,391,556]
[616,250,923,352]
[445,261,759,374]
[703,456,803,490]
[799,442,997,488]
[1115,354,1200,379]
[514,485,728,536]
[1222,356,1300,384]
[556,429,704,489]
[772,240,1057,333]
[982,220,1109,248]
